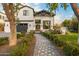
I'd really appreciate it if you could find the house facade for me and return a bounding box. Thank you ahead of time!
[0,5,55,33]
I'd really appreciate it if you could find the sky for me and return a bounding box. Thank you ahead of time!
[0,3,76,23]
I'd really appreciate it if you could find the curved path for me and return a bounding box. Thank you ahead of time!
[33,34,64,56]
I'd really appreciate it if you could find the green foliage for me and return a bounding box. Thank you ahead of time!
[62,17,78,32]
[49,3,58,12]
[63,44,79,56]
[60,3,68,10]
[48,3,68,13]
[10,32,34,56]
[17,32,25,39]
[41,31,79,56]
[53,25,62,34]
[10,43,28,56]
[62,19,70,27]
[0,37,8,46]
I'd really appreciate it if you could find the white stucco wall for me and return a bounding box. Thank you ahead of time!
[4,22,10,33]
[4,6,35,33]
[34,16,54,31]
[17,7,34,20]
[17,7,35,32]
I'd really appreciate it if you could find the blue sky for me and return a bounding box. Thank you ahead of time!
[0,3,76,22]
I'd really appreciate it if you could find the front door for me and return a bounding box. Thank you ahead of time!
[36,25,40,31]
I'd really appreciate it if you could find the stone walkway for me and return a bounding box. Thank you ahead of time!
[33,34,64,56]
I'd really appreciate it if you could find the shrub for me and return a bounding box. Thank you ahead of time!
[17,32,25,39]
[0,37,8,46]
[10,32,35,56]
[63,43,79,56]
[10,43,28,56]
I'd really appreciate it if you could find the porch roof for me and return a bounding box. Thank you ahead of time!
[34,10,55,17]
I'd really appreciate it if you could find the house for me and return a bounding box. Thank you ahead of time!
[0,5,55,33]
[0,12,5,32]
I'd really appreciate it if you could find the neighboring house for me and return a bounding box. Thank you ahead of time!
[0,5,55,33]
[0,12,5,32]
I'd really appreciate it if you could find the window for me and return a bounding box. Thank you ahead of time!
[35,20,41,24]
[23,10,28,16]
[43,21,50,29]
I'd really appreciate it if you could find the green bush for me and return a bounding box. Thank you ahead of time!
[63,43,79,56]
[0,37,8,46]
[10,43,28,56]
[17,32,25,39]
[10,32,34,56]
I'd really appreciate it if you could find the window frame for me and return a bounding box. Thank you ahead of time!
[23,10,28,16]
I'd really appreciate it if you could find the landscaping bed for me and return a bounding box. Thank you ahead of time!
[41,31,79,56]
[0,37,8,46]
[10,31,36,56]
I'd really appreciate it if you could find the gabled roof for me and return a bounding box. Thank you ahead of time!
[19,4,35,13]
[34,10,55,17]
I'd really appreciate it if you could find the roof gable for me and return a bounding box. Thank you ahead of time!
[34,10,55,17]
[19,4,35,13]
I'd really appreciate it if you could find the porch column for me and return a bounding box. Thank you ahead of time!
[41,20,43,31]
[50,18,53,30]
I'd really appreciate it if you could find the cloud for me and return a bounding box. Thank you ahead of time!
[23,3,42,11]
[54,14,63,24]
[23,3,48,11]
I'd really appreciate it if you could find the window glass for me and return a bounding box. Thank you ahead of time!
[23,10,28,16]
[43,21,50,29]
[35,20,41,24]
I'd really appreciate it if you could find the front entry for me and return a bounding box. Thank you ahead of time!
[17,23,28,32]
[36,25,40,31]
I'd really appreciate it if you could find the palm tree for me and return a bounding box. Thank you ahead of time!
[48,3,79,44]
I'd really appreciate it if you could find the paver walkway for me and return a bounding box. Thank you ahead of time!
[34,34,64,56]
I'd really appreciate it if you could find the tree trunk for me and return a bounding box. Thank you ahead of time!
[2,3,17,46]
[9,18,17,46]
[70,3,79,45]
